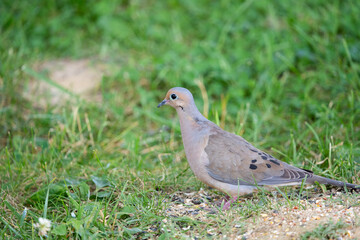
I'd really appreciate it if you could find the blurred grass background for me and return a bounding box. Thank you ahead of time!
[1,0,360,238]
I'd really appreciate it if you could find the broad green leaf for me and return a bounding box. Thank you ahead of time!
[91,176,112,189]
[52,224,67,236]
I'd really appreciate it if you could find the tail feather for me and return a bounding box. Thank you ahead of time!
[309,175,360,189]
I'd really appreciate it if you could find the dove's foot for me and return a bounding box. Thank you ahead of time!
[213,196,238,210]
[222,196,238,210]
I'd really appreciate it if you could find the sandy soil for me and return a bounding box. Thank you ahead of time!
[27,58,107,107]
[163,188,360,239]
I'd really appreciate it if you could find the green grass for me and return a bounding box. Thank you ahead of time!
[1,0,360,238]
[301,220,347,240]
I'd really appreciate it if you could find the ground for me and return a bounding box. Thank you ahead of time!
[164,189,360,239]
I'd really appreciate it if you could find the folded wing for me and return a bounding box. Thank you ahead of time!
[205,130,313,186]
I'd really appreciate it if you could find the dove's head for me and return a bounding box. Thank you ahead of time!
[157,87,195,110]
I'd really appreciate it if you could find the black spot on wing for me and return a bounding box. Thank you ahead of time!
[249,164,257,170]
[251,159,257,163]
[261,155,268,160]
[249,148,258,153]
[270,159,280,166]
[266,163,271,168]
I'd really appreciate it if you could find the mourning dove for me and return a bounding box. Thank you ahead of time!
[158,87,359,209]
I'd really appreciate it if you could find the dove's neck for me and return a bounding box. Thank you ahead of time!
[176,103,209,175]
[176,103,208,143]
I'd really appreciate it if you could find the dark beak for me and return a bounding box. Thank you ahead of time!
[157,99,167,108]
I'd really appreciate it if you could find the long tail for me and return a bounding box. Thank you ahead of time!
[309,175,359,189]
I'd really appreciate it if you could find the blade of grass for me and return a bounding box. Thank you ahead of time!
[0,216,23,239]
[305,122,323,152]
[43,184,50,219]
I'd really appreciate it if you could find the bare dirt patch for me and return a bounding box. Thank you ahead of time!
[27,58,108,107]
[163,189,360,239]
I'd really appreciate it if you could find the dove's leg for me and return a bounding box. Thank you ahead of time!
[222,196,238,210]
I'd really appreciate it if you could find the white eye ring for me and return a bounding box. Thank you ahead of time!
[170,93,178,100]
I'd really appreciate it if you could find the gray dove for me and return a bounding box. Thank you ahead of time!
[157,87,359,209]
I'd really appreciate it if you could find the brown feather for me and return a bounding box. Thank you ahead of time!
[204,123,313,186]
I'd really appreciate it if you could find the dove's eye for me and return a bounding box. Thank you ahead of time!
[170,93,178,100]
